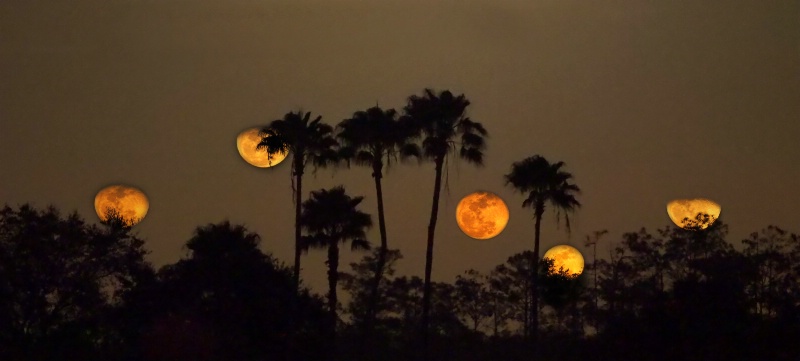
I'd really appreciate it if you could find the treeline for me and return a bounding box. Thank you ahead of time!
[255,89,582,360]
[3,88,798,360]
[1,204,799,361]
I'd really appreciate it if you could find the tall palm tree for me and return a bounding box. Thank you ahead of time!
[335,106,419,338]
[504,155,581,344]
[403,89,487,356]
[300,186,372,357]
[257,111,338,292]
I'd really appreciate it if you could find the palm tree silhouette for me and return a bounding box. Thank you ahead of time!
[257,111,338,292]
[300,186,372,358]
[403,89,487,357]
[336,106,419,340]
[504,155,581,344]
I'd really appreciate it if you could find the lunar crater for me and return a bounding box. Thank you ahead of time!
[94,185,149,227]
[456,191,509,240]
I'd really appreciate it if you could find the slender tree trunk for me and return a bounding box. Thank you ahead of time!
[328,239,340,360]
[293,161,304,293]
[523,283,530,338]
[422,159,444,361]
[531,207,543,346]
[493,295,499,336]
[593,241,598,322]
[363,166,387,354]
[288,159,304,361]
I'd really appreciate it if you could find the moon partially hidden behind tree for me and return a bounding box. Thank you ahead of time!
[94,185,149,226]
[455,191,509,240]
[236,127,287,168]
[543,245,585,276]
[666,198,721,230]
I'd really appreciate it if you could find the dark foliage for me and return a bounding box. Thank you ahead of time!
[402,88,488,359]
[336,106,420,353]
[0,204,150,361]
[2,203,799,361]
[123,221,327,361]
[258,110,339,292]
[300,186,372,359]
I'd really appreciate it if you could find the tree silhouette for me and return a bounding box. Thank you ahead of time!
[339,248,404,359]
[583,229,608,329]
[454,269,493,332]
[257,111,338,292]
[300,186,372,359]
[131,221,326,361]
[538,257,585,335]
[680,212,717,231]
[742,226,797,317]
[491,251,537,336]
[5,197,800,360]
[402,88,487,357]
[504,155,580,345]
[336,106,419,345]
[384,275,425,358]
[0,204,150,361]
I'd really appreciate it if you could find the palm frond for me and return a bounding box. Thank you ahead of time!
[459,147,484,166]
[300,186,373,252]
[458,118,488,136]
[301,234,327,252]
[398,143,421,163]
[354,150,375,167]
[337,146,356,167]
[335,105,416,177]
[350,238,371,251]
[505,155,581,224]
[256,128,291,157]
[403,89,487,169]
[460,132,485,149]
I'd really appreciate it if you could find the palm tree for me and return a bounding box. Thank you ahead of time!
[584,229,608,329]
[403,89,487,356]
[257,111,338,292]
[300,186,372,357]
[504,155,581,344]
[335,106,419,338]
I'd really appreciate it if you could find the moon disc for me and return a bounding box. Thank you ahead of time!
[666,198,721,230]
[236,127,287,168]
[543,245,585,276]
[94,185,149,226]
[455,191,509,240]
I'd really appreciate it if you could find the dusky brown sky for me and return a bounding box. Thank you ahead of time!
[2,0,798,293]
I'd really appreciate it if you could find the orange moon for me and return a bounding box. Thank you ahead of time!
[236,127,287,168]
[94,185,149,226]
[666,198,721,230]
[455,191,509,240]
[543,245,585,276]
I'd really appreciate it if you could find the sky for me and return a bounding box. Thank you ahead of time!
[2,0,798,294]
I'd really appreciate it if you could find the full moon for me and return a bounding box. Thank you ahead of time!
[94,185,149,226]
[455,191,509,240]
[543,245,585,276]
[666,198,721,230]
[236,127,287,168]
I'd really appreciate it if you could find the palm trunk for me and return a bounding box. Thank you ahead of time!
[293,160,304,293]
[422,158,443,361]
[531,206,543,346]
[288,159,304,361]
[363,166,387,351]
[592,241,598,327]
[328,239,340,359]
